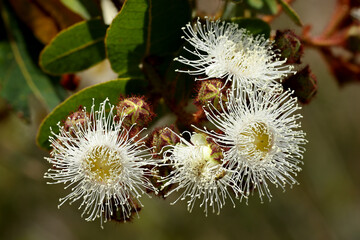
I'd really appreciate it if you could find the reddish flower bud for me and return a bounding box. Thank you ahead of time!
[63,107,89,134]
[116,97,154,131]
[148,125,180,158]
[282,65,318,104]
[147,126,181,197]
[194,79,228,111]
[274,30,303,64]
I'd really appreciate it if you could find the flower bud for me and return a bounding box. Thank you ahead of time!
[63,107,89,134]
[148,126,180,158]
[282,65,318,104]
[274,30,303,64]
[147,126,181,197]
[194,79,228,111]
[116,97,154,131]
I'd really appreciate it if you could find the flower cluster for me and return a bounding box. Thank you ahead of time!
[44,18,307,226]
[168,18,306,209]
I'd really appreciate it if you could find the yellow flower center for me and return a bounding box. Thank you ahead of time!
[237,122,274,161]
[85,146,122,183]
[189,145,224,182]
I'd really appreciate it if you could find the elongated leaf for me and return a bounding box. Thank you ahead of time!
[264,0,278,15]
[61,0,101,19]
[0,2,60,119]
[247,0,264,9]
[231,18,271,38]
[40,18,107,75]
[277,0,303,26]
[36,78,132,150]
[105,0,191,78]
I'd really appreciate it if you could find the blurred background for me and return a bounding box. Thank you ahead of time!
[1,0,360,239]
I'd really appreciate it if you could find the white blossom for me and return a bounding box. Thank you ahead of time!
[201,87,306,202]
[44,99,156,226]
[175,18,294,90]
[161,131,238,215]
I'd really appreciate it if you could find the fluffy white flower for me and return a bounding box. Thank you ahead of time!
[202,87,306,202]
[45,99,156,226]
[175,18,294,90]
[161,132,238,215]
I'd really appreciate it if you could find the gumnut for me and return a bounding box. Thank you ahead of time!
[194,79,228,111]
[63,106,89,135]
[116,96,154,133]
[147,126,180,197]
[148,125,180,159]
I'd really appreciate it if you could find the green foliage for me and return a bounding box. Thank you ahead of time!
[36,78,131,150]
[247,0,264,9]
[263,0,278,14]
[105,0,191,78]
[60,0,101,19]
[40,18,107,75]
[1,0,305,147]
[0,3,60,119]
[231,0,301,27]
[277,0,303,26]
[231,18,271,38]
[244,0,278,15]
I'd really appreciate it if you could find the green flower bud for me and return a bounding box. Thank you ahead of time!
[116,97,154,131]
[149,126,180,158]
[194,79,228,110]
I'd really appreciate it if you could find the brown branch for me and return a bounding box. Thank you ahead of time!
[320,0,350,38]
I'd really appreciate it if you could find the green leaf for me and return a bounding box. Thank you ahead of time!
[277,0,303,26]
[231,18,271,38]
[247,0,264,9]
[40,18,107,75]
[105,0,191,78]
[222,1,246,20]
[36,78,132,150]
[0,2,60,119]
[264,0,278,14]
[61,0,101,19]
